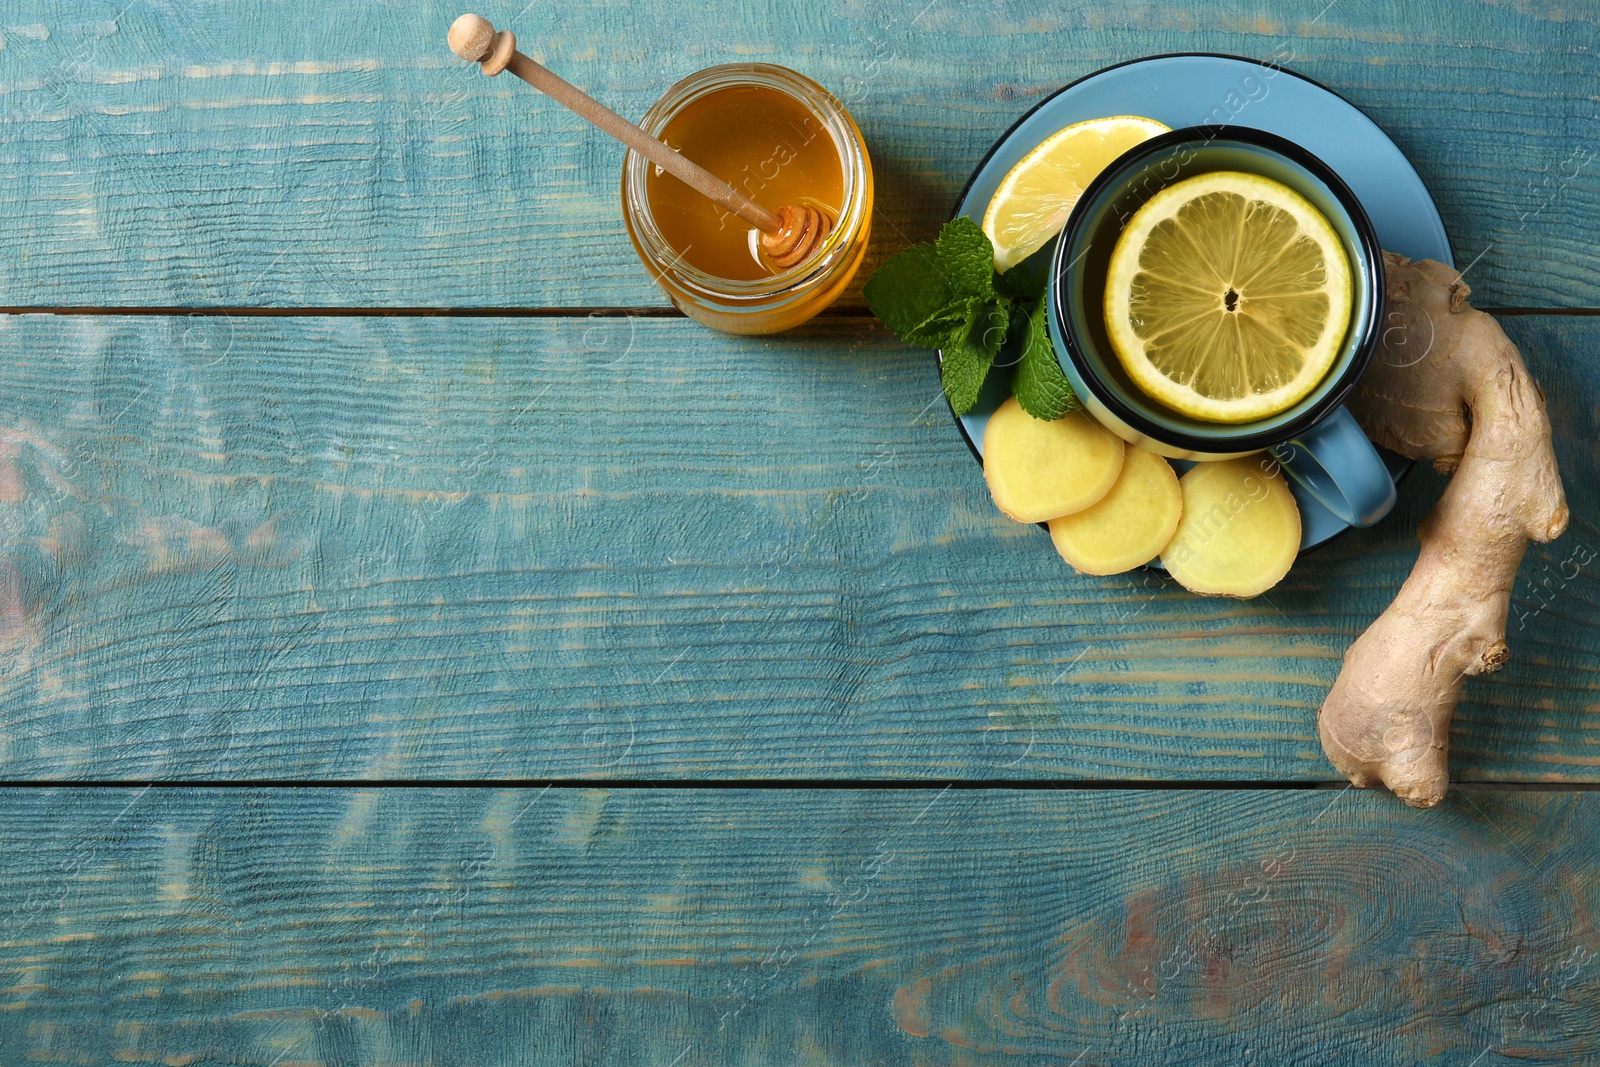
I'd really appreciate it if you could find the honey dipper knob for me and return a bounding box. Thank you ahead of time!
[448,14,517,76]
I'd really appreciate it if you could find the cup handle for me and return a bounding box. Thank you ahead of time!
[1268,406,1397,528]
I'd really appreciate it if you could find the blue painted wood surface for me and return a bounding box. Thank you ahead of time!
[0,0,1596,308]
[2,0,1598,1060]
[0,787,1596,1066]
[0,314,1593,780]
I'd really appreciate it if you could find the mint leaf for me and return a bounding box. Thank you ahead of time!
[866,218,995,347]
[933,216,996,300]
[866,219,1076,421]
[904,295,980,348]
[974,298,1011,360]
[939,332,993,417]
[863,241,955,339]
[1013,296,1079,421]
[939,299,1016,415]
[995,260,1048,302]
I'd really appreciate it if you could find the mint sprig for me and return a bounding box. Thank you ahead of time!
[864,217,1078,420]
[1013,294,1079,421]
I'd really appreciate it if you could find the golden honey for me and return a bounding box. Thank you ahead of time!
[622,64,873,335]
[648,84,845,281]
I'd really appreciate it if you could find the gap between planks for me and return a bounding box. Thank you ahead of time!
[0,778,1597,792]
[0,306,1596,319]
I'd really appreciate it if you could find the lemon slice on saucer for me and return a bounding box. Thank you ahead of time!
[982,115,1169,273]
[1104,170,1353,424]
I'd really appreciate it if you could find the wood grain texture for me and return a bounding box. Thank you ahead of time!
[0,0,1596,309]
[0,313,1592,781]
[0,785,1595,1066]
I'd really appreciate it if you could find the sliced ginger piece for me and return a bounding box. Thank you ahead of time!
[1161,457,1301,597]
[1048,446,1182,575]
[982,398,1125,523]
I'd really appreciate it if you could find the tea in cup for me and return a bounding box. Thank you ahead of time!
[1049,125,1395,528]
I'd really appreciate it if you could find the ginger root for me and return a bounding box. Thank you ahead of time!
[1317,253,1568,808]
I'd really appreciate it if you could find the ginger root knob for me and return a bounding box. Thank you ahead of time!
[1317,253,1568,808]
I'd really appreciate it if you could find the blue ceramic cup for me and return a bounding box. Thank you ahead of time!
[1049,125,1396,528]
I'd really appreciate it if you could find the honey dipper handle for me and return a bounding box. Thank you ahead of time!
[448,14,782,234]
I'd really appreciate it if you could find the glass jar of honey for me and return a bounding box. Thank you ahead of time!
[621,63,874,335]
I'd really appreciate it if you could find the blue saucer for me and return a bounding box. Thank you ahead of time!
[949,53,1454,555]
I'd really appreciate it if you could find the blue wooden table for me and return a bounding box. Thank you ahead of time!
[1,2,1597,1063]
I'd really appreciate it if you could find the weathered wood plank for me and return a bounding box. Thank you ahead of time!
[0,786,1596,1065]
[0,313,1592,781]
[0,0,1595,308]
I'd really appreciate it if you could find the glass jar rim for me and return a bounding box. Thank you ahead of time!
[622,63,869,300]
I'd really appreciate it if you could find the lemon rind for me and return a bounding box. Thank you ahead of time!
[983,116,1171,274]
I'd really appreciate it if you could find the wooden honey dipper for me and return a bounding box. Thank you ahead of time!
[447,13,832,270]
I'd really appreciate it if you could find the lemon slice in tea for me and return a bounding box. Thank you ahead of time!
[983,115,1169,273]
[1103,170,1353,424]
